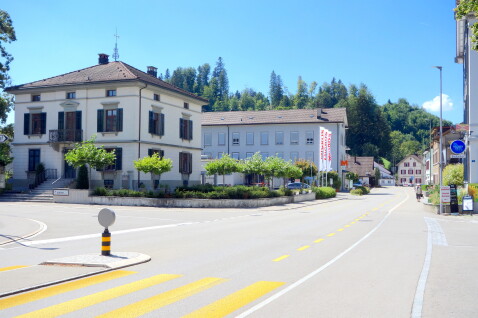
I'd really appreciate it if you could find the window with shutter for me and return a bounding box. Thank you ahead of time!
[24,112,47,135]
[98,108,123,132]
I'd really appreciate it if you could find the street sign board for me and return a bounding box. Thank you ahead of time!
[450,140,466,154]
[451,154,466,158]
[440,186,451,204]
[98,208,116,228]
[0,134,9,143]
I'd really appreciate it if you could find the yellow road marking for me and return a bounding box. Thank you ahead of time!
[98,277,226,318]
[355,219,360,221]
[0,270,134,311]
[344,225,351,228]
[297,245,310,251]
[314,238,324,243]
[182,281,285,318]
[337,228,344,232]
[273,255,290,262]
[15,274,180,318]
[327,233,336,237]
[350,221,356,224]
[372,207,379,211]
[0,265,27,272]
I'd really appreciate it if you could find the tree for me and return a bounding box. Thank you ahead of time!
[442,163,464,186]
[76,165,89,189]
[134,153,173,190]
[294,159,318,182]
[374,167,381,187]
[263,156,285,189]
[0,10,16,124]
[241,152,266,184]
[212,57,229,101]
[64,136,116,189]
[276,160,303,186]
[204,153,240,185]
[0,123,13,169]
[294,76,308,109]
[455,1,478,51]
[269,71,283,107]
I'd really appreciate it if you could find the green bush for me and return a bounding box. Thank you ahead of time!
[355,186,370,194]
[350,189,364,196]
[312,187,337,199]
[93,187,110,196]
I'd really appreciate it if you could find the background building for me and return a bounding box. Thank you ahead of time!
[201,108,348,187]
[396,155,424,186]
[456,9,478,184]
[6,54,207,190]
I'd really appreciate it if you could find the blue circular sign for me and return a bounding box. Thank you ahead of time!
[450,140,466,154]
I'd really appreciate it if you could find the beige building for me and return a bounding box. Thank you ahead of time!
[6,54,207,190]
[396,155,424,186]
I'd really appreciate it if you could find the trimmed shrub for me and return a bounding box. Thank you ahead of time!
[350,189,364,196]
[355,186,370,194]
[312,187,337,199]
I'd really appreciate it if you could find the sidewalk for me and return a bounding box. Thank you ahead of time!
[0,252,150,297]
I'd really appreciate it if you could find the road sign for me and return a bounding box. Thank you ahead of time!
[98,208,116,228]
[0,134,9,143]
[440,186,451,204]
[450,140,466,154]
[451,154,466,158]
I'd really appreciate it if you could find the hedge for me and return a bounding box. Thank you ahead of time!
[312,187,336,199]
[350,189,364,196]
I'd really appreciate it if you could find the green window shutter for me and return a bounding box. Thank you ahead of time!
[179,118,184,139]
[58,112,64,130]
[24,113,30,135]
[76,111,82,130]
[148,111,154,134]
[188,120,193,140]
[160,113,165,136]
[115,148,122,170]
[179,152,183,173]
[188,153,192,174]
[40,113,47,134]
[116,108,123,132]
[97,109,104,132]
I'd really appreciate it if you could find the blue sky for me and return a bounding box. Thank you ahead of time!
[3,0,463,124]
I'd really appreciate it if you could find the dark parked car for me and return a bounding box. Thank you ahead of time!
[286,182,311,189]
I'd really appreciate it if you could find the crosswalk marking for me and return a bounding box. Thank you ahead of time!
[97,277,227,318]
[14,274,181,318]
[183,281,285,318]
[0,270,134,310]
[0,265,28,272]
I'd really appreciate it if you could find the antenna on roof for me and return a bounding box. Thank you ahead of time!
[112,28,120,61]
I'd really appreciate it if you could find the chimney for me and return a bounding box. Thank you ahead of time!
[98,53,109,65]
[147,66,158,77]
[317,108,322,119]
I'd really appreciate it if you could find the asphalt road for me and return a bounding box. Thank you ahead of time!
[0,187,477,317]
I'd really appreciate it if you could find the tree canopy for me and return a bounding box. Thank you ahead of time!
[0,10,16,125]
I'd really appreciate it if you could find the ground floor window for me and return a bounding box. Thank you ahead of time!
[28,149,41,171]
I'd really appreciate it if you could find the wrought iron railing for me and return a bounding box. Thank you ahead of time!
[49,129,83,143]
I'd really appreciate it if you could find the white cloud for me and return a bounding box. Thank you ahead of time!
[422,94,454,112]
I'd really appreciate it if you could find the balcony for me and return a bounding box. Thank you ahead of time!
[49,129,83,143]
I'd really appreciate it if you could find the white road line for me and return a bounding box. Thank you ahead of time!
[411,217,448,317]
[236,194,410,318]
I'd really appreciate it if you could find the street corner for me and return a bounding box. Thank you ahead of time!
[0,215,46,246]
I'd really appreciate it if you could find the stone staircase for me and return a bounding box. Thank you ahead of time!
[0,178,74,202]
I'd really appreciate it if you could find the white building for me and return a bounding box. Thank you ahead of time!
[456,9,478,184]
[374,162,395,186]
[201,108,348,187]
[6,54,207,190]
[396,155,424,186]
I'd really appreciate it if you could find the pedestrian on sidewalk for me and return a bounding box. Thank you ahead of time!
[415,184,423,202]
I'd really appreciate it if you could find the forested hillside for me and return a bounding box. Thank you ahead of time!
[159,57,453,164]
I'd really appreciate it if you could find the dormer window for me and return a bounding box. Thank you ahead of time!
[184,102,189,109]
[66,92,76,99]
[106,89,116,97]
[31,94,41,102]
[154,94,160,101]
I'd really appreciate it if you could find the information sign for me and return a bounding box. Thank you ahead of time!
[440,186,451,204]
[450,140,466,154]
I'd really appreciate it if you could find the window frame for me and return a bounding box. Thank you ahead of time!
[204,133,212,146]
[260,131,269,145]
[179,118,193,140]
[218,132,226,146]
[306,131,314,145]
[28,149,41,172]
[31,94,41,102]
[106,89,117,97]
[232,132,240,145]
[290,131,299,145]
[154,94,160,101]
[66,92,76,99]
[275,131,284,145]
[246,132,254,145]
[148,110,165,136]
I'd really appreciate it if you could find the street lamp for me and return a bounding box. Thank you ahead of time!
[433,66,443,215]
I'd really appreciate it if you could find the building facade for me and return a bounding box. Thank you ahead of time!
[6,54,207,190]
[201,108,348,187]
[456,10,478,183]
[396,155,424,186]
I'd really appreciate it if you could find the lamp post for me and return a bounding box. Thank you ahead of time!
[433,66,443,215]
